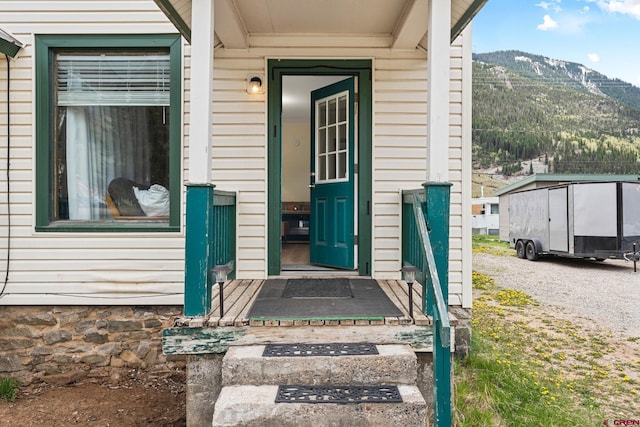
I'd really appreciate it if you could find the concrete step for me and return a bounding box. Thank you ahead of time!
[212,384,427,427]
[222,344,417,386]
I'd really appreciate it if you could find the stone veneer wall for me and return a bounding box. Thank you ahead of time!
[0,306,186,385]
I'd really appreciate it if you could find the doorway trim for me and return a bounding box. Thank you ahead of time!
[267,59,372,276]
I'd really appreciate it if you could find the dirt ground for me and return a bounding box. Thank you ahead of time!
[0,369,186,427]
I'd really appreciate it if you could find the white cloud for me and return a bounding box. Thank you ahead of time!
[636,75,640,88]
[536,0,563,12]
[587,53,600,62]
[560,14,593,33]
[537,14,559,30]
[590,0,640,19]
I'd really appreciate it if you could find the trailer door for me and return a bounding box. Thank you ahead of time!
[549,187,569,252]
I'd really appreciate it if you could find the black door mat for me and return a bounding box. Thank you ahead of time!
[275,385,403,404]
[281,278,352,298]
[247,278,403,320]
[263,343,379,357]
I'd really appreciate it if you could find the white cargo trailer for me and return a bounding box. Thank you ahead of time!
[509,181,640,261]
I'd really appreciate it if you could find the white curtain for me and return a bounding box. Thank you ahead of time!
[65,106,151,219]
[58,52,169,220]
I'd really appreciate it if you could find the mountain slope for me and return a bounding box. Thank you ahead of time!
[472,50,640,176]
[473,50,640,109]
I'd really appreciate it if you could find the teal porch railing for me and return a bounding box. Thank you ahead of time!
[402,183,452,427]
[184,185,236,317]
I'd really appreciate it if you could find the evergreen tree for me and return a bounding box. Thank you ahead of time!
[472,59,640,176]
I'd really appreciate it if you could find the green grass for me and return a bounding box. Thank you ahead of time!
[472,234,513,257]
[0,377,20,402]
[454,271,640,426]
[454,334,602,426]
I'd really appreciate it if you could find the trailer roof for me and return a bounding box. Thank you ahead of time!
[494,174,640,196]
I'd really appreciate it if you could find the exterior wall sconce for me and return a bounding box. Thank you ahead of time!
[246,75,264,94]
[402,265,419,319]
[212,264,230,317]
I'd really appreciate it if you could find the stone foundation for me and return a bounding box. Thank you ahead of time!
[450,306,472,359]
[187,354,223,427]
[0,306,186,385]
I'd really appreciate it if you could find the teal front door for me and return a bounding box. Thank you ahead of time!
[310,78,356,269]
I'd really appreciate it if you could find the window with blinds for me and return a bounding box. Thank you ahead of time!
[51,49,172,223]
[56,53,170,107]
[35,34,181,230]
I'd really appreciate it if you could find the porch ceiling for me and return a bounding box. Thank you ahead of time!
[154,0,486,48]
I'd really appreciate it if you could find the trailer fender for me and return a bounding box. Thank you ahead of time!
[530,239,543,253]
[525,239,542,261]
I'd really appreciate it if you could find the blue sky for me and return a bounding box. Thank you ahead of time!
[472,0,640,87]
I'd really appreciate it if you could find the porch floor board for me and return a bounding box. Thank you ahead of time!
[377,279,430,326]
[200,279,432,328]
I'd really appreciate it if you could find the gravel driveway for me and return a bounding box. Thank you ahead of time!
[472,252,640,338]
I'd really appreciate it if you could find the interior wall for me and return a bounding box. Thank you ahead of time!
[281,123,310,202]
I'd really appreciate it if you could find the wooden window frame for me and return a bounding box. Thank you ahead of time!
[34,34,182,232]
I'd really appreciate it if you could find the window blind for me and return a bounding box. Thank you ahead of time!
[56,53,170,106]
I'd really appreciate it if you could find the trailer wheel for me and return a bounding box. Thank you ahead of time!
[515,240,526,259]
[525,241,539,261]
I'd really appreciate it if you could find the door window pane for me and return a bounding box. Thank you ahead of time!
[318,128,327,154]
[319,101,327,127]
[338,95,347,122]
[319,156,326,181]
[328,99,337,124]
[328,126,336,153]
[338,124,347,150]
[338,152,347,179]
[328,154,337,180]
[315,88,349,184]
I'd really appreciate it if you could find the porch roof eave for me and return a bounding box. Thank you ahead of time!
[0,27,24,58]
[451,0,488,41]
[154,0,488,48]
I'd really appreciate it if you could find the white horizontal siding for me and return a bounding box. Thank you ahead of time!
[371,37,467,308]
[373,54,429,282]
[0,1,471,308]
[207,54,267,278]
[2,1,162,12]
[1,1,174,34]
[0,1,184,305]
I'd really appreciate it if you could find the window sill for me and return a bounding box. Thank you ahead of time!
[36,221,180,233]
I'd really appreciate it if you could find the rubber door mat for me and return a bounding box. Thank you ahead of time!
[247,278,402,320]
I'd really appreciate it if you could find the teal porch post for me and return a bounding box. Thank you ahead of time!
[184,184,216,316]
[423,181,452,426]
[423,181,452,301]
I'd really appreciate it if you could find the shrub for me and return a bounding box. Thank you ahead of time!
[0,377,20,402]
